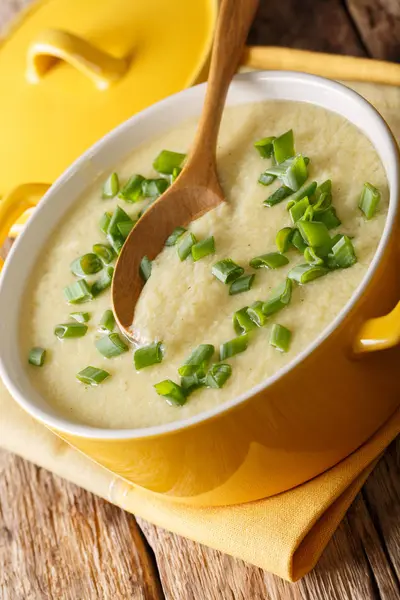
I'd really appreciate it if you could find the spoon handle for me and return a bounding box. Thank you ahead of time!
[187,0,259,173]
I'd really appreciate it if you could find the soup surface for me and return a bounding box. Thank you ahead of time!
[22,100,388,429]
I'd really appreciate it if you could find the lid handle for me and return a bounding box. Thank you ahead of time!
[26,29,129,90]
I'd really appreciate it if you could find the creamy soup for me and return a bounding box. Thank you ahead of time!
[22,100,388,429]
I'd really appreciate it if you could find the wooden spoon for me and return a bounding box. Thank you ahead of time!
[112,0,259,338]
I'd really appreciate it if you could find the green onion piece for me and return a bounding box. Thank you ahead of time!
[299,205,314,222]
[70,312,90,323]
[359,182,380,219]
[211,259,244,284]
[304,157,310,166]
[288,263,328,284]
[99,309,115,333]
[93,243,116,265]
[233,307,257,335]
[153,150,186,175]
[262,279,292,316]
[229,274,255,296]
[291,229,307,253]
[276,227,293,253]
[264,185,293,207]
[54,322,88,339]
[119,174,145,202]
[154,379,187,406]
[171,166,182,182]
[178,344,214,376]
[220,334,249,360]
[99,212,112,235]
[165,226,187,246]
[286,181,317,205]
[64,280,93,304]
[258,172,276,186]
[313,206,341,230]
[191,236,215,261]
[180,373,204,395]
[91,266,114,297]
[76,366,110,386]
[70,253,103,277]
[142,178,169,199]
[134,342,163,370]
[273,129,294,164]
[102,172,119,199]
[270,324,292,352]
[304,247,325,265]
[95,333,128,358]
[313,192,331,212]
[28,347,46,366]
[117,221,135,239]
[247,301,268,327]
[204,363,232,389]
[289,196,310,223]
[178,232,197,261]
[329,235,357,268]
[254,136,276,158]
[297,220,332,256]
[139,256,152,282]
[107,206,134,253]
[249,252,289,270]
[282,154,308,191]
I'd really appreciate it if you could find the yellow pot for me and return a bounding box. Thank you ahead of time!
[0,72,399,506]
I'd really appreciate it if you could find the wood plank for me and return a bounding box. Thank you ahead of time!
[0,451,164,600]
[346,0,400,61]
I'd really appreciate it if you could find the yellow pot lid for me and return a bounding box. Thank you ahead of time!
[0,0,216,196]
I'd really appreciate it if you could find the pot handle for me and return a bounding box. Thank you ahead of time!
[0,184,51,272]
[353,302,400,354]
[26,29,129,90]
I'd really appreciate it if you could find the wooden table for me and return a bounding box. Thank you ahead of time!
[0,1,399,598]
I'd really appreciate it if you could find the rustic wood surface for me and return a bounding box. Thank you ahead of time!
[0,1,399,599]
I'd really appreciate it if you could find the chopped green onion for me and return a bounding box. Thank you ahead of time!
[76,366,110,386]
[289,196,310,223]
[102,172,119,199]
[282,154,308,191]
[178,344,214,376]
[233,307,257,335]
[134,342,163,370]
[171,166,182,182]
[264,185,292,207]
[154,380,187,406]
[191,236,215,261]
[258,171,276,186]
[299,205,314,222]
[64,280,93,304]
[54,322,88,339]
[297,220,332,256]
[204,363,232,389]
[286,181,317,205]
[249,252,289,270]
[329,235,357,268]
[28,347,46,367]
[304,247,325,265]
[359,182,380,219]
[288,263,328,284]
[142,178,169,199]
[180,373,204,395]
[165,226,187,246]
[107,206,134,253]
[95,333,128,358]
[229,274,255,295]
[119,174,145,202]
[313,192,331,212]
[93,243,116,265]
[270,324,292,352]
[117,221,135,239]
[153,150,186,175]
[291,229,307,253]
[91,266,114,297]
[262,279,292,316]
[313,206,341,230]
[220,334,249,360]
[254,136,276,158]
[212,259,244,284]
[178,232,197,261]
[247,301,268,327]
[99,212,112,235]
[273,129,294,164]
[139,256,152,282]
[99,309,115,333]
[70,312,90,323]
[70,253,103,277]
[276,227,293,253]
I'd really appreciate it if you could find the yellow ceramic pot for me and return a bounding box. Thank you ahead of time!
[0,72,399,506]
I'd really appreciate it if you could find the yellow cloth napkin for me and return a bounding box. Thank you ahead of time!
[1,81,399,582]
